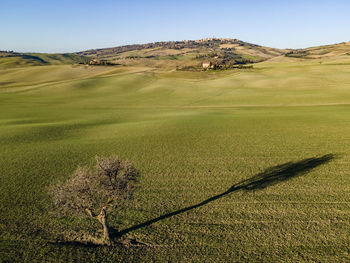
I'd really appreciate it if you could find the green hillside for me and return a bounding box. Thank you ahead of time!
[285,41,350,59]
[0,51,91,68]
[3,39,350,70]
[77,38,287,68]
[0,54,350,261]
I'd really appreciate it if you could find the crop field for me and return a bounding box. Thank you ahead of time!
[1,59,350,262]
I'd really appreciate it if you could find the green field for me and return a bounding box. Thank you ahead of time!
[1,58,350,262]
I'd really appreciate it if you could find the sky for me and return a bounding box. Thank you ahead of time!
[1,0,350,53]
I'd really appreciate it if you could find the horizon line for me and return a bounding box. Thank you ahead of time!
[2,38,350,55]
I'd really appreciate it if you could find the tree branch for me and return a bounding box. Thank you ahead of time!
[85,208,96,218]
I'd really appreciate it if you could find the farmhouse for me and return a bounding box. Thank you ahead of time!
[202,62,211,69]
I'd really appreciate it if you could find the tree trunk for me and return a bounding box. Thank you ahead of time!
[97,207,111,242]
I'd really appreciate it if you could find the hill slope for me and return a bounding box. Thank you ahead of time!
[2,39,350,69]
[1,54,350,262]
[0,51,91,68]
[285,41,350,59]
[77,38,287,68]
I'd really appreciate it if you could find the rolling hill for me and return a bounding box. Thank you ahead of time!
[2,39,350,70]
[285,41,350,59]
[0,51,91,68]
[77,38,287,68]
[1,38,350,262]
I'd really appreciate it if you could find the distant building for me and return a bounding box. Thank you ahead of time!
[88,58,114,66]
[202,62,211,69]
[89,59,102,65]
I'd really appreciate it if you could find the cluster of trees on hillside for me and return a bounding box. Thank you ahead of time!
[124,55,156,59]
[88,58,118,66]
[0,51,21,57]
[285,50,310,58]
[196,51,263,68]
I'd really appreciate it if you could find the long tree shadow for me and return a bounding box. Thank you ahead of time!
[113,154,335,238]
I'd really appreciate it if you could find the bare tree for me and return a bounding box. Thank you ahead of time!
[49,155,139,243]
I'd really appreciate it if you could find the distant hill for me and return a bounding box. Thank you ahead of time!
[2,39,350,69]
[285,41,350,59]
[0,51,91,68]
[76,38,287,68]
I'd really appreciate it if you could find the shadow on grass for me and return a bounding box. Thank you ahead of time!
[114,154,335,238]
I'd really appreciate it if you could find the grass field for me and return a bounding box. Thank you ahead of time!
[0,58,350,262]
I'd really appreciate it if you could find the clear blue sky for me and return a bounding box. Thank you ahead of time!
[1,0,350,53]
